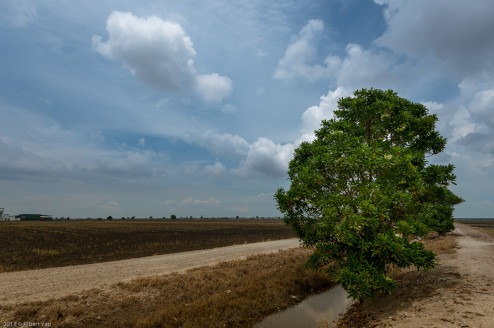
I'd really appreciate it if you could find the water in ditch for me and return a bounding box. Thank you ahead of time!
[256,285,352,328]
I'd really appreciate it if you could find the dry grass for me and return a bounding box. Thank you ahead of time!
[478,228,494,236]
[456,219,494,237]
[1,248,334,328]
[421,233,458,255]
[32,248,61,256]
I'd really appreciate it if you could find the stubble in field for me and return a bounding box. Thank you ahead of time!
[0,219,295,272]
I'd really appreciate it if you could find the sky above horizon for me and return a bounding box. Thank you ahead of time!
[1,0,493,218]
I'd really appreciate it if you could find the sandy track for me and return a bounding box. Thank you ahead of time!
[0,238,300,305]
[356,223,494,327]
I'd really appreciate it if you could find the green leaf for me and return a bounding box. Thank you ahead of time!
[275,88,462,300]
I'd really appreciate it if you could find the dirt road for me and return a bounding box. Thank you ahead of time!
[351,223,494,328]
[0,238,300,306]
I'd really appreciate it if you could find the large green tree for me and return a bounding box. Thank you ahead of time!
[275,88,463,300]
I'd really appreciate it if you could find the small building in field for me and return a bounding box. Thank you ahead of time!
[1,215,19,221]
[0,208,20,221]
[17,214,53,220]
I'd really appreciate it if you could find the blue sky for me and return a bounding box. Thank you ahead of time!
[1,0,493,218]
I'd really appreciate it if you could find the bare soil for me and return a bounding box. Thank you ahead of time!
[0,219,295,272]
[336,223,494,328]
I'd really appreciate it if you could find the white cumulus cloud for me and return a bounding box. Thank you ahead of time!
[274,19,341,82]
[188,130,250,160]
[297,87,350,144]
[92,11,232,103]
[195,73,233,103]
[234,137,294,178]
[455,86,494,155]
[336,44,403,91]
[469,89,494,129]
[193,88,349,179]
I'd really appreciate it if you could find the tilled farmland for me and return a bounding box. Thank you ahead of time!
[0,219,295,272]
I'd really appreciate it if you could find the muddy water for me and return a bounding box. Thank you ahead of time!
[256,285,352,328]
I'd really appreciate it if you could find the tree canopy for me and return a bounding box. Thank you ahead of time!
[275,88,463,300]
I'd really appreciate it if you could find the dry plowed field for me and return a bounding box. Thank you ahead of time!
[0,219,295,272]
